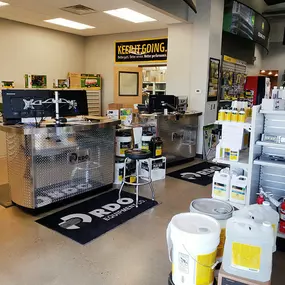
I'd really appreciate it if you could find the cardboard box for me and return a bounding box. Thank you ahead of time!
[68,72,81,89]
[81,73,101,90]
[140,156,166,181]
[25,74,47,88]
[120,108,132,126]
[108,103,124,110]
[218,268,271,285]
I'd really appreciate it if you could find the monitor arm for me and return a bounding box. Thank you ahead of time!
[161,101,177,112]
[23,91,77,125]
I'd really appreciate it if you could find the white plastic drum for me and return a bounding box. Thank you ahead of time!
[114,157,125,184]
[190,198,233,261]
[167,213,220,285]
[141,132,153,151]
[115,131,132,157]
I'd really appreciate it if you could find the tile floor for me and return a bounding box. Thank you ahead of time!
[0,161,284,285]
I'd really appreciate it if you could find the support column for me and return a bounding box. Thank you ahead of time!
[166,0,224,155]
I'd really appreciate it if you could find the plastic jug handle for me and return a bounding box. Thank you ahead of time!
[231,217,257,228]
[237,176,247,181]
[166,223,172,262]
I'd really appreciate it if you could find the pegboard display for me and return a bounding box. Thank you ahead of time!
[221,56,247,101]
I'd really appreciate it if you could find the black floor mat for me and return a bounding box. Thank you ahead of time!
[36,189,158,245]
[167,161,226,186]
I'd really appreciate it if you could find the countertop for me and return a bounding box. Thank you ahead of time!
[0,116,121,135]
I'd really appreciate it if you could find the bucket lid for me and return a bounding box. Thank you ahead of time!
[116,130,132,137]
[190,198,233,220]
[170,213,220,246]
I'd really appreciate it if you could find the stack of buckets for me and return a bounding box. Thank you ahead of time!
[167,198,233,285]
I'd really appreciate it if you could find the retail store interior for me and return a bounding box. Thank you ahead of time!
[1,0,285,284]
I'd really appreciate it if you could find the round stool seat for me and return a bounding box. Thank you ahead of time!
[125,149,152,160]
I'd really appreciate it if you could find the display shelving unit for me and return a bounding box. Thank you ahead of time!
[86,90,102,116]
[143,82,166,95]
[215,106,285,238]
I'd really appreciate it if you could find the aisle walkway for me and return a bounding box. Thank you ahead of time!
[0,161,284,285]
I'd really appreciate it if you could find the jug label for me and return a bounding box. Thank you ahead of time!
[231,186,246,201]
[196,250,216,285]
[213,182,227,197]
[232,242,261,272]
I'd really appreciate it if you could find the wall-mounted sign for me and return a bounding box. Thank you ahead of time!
[115,37,168,63]
[207,58,221,102]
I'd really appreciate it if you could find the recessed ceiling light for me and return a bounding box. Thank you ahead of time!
[44,18,95,30]
[0,1,9,7]
[268,71,272,75]
[104,8,156,23]
[261,70,265,73]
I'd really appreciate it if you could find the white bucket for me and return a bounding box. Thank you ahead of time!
[166,213,220,285]
[115,132,132,157]
[190,199,233,261]
[114,157,125,184]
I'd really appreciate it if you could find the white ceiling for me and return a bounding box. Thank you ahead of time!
[0,0,180,36]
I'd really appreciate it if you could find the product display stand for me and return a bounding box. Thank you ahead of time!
[214,105,285,239]
[213,118,253,210]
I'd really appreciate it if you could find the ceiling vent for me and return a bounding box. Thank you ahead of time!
[61,4,97,15]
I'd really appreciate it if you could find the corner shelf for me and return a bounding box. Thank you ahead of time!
[256,141,285,149]
[254,156,285,169]
[213,149,249,170]
[214,119,252,132]
[260,110,285,115]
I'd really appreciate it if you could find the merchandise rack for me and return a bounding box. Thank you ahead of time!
[234,105,285,238]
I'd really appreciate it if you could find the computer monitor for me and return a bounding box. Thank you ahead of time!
[2,89,54,124]
[148,95,178,113]
[57,90,89,117]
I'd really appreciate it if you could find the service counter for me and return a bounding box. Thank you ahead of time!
[133,111,202,164]
[0,118,120,209]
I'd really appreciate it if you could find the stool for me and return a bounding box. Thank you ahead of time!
[118,149,155,207]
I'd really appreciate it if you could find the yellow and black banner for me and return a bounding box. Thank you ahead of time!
[115,37,168,63]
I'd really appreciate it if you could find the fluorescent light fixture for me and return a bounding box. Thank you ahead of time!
[261,70,265,73]
[44,18,95,30]
[104,8,156,23]
[0,1,9,7]
[268,71,272,75]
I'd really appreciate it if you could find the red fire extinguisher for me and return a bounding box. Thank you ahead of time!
[279,199,285,234]
[256,193,265,205]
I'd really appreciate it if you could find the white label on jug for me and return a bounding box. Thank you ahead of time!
[231,186,246,201]
[178,252,189,274]
[214,182,227,197]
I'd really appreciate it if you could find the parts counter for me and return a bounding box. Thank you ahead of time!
[133,112,202,164]
[0,119,120,209]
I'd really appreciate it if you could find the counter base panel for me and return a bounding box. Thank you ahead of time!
[6,127,116,209]
[12,183,113,215]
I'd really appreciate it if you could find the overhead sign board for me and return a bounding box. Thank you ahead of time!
[223,0,270,51]
[115,37,168,63]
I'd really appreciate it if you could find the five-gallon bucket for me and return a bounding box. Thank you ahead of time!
[166,213,221,285]
[190,198,233,261]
